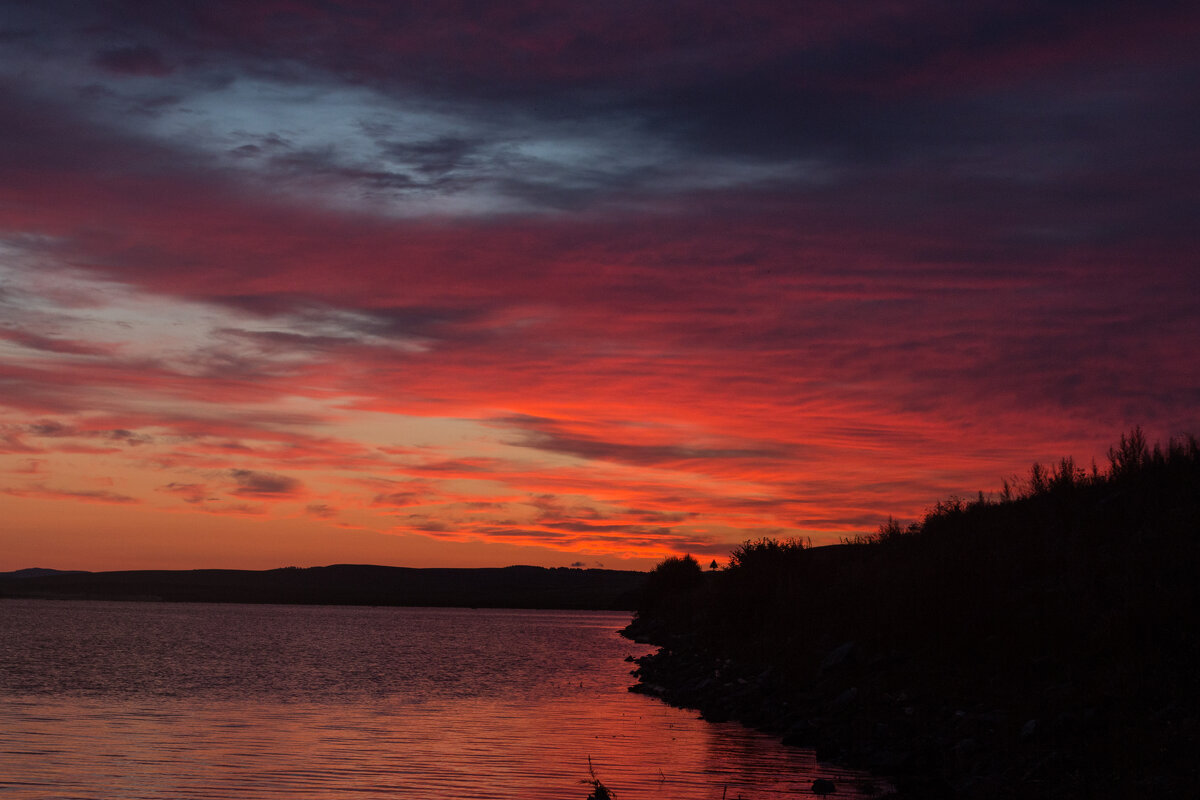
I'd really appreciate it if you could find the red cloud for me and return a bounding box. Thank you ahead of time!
[3,484,139,505]
[1,1,1197,568]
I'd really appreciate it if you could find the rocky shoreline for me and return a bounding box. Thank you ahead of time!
[624,626,948,798]
[622,620,1197,799]
[619,437,1200,798]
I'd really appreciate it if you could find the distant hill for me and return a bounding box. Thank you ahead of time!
[0,564,647,610]
[0,568,86,579]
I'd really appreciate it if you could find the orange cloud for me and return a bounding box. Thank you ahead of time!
[3,484,140,505]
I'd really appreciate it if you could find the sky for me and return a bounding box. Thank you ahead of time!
[1,1,1198,572]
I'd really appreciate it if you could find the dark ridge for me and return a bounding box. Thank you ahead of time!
[0,568,86,579]
[0,564,646,610]
[624,429,1200,799]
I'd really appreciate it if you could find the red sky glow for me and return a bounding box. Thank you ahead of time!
[1,1,1198,571]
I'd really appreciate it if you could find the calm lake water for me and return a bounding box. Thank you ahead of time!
[0,600,880,799]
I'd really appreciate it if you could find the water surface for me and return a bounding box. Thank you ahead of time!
[0,600,880,799]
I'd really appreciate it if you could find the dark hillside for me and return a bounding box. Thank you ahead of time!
[626,431,1200,799]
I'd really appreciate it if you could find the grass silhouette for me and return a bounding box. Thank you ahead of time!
[582,756,616,800]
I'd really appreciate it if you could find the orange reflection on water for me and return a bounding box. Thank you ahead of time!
[0,602,885,799]
[1,695,885,799]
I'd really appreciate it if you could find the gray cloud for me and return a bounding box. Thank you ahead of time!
[229,469,302,497]
[498,414,783,467]
[380,135,481,176]
[92,45,172,77]
[372,491,426,508]
[305,503,337,518]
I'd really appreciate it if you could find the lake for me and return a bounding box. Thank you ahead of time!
[0,600,880,799]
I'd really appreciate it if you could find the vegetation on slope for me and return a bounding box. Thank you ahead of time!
[626,430,1200,798]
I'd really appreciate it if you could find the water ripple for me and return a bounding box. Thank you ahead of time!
[1,600,885,799]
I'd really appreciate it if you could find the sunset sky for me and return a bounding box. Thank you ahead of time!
[1,1,1197,571]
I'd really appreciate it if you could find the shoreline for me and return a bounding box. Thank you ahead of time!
[622,597,1198,800]
[622,623,947,799]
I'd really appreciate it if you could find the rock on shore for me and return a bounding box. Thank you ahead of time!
[623,621,1197,799]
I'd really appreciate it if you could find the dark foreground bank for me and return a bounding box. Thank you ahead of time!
[623,431,1200,799]
[0,564,646,610]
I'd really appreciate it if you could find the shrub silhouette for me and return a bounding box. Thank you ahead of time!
[636,554,705,634]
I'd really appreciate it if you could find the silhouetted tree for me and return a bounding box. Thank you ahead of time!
[636,554,705,632]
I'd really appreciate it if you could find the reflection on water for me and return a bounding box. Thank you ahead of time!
[0,600,880,799]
